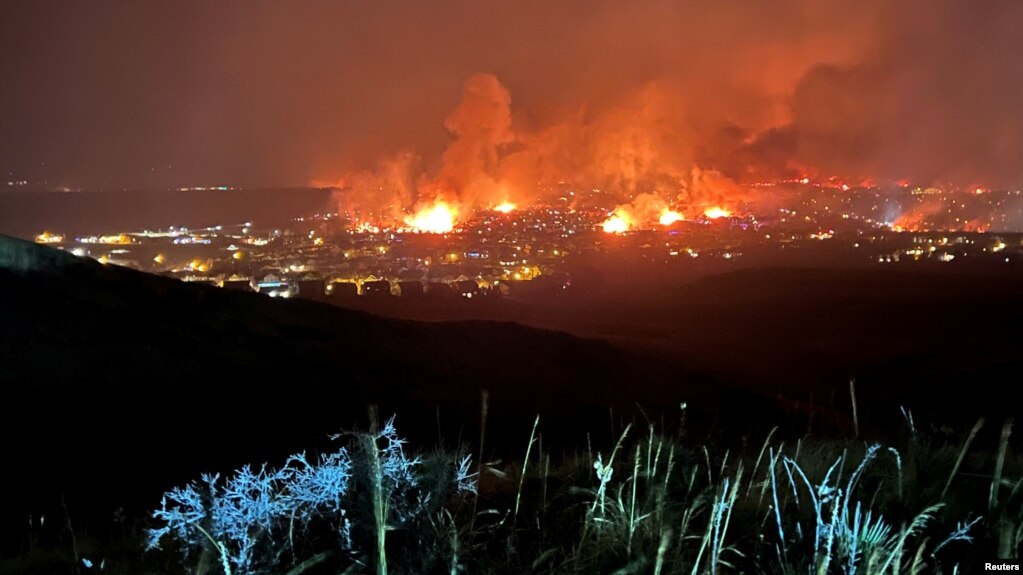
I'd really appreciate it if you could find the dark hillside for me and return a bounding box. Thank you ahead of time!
[0,234,740,541]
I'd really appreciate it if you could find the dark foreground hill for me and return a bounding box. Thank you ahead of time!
[345,260,1023,427]
[665,265,1023,411]
[0,234,748,537]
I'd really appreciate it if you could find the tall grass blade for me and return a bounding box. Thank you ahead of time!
[942,418,984,500]
[514,415,541,525]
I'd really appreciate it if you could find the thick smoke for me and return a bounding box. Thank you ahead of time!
[333,73,518,224]
[328,0,1023,225]
[501,82,693,196]
[334,77,755,223]
[731,1,1023,188]
[334,153,421,223]
[427,73,515,208]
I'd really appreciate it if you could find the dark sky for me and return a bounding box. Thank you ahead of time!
[2,1,1021,191]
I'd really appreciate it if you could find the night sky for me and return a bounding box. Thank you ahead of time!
[2,1,1022,191]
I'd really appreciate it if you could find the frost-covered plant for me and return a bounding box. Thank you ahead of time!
[281,449,353,521]
[454,454,478,495]
[148,418,474,575]
[147,481,208,557]
[148,466,291,575]
[373,416,426,524]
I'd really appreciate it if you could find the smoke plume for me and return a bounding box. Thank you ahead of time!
[317,0,1023,226]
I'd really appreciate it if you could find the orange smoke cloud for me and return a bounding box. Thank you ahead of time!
[684,168,749,215]
[430,73,515,206]
[601,168,750,230]
[891,198,943,231]
[333,152,421,224]
[498,82,697,197]
[333,74,762,226]
[602,192,671,232]
[333,73,516,227]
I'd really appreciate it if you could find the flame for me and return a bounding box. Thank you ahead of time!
[602,213,632,234]
[658,210,684,226]
[406,202,457,233]
[703,207,731,219]
[494,202,516,213]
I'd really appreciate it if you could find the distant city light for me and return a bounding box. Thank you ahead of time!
[18,179,1020,303]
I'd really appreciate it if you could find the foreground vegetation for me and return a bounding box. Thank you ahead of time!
[6,408,1021,574]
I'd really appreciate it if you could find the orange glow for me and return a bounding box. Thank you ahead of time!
[601,213,632,234]
[658,210,684,226]
[703,207,731,219]
[35,231,64,244]
[494,202,516,213]
[406,202,457,233]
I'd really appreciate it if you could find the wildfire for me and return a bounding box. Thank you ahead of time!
[406,202,457,233]
[601,213,632,234]
[494,202,516,213]
[658,210,684,226]
[703,207,731,219]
